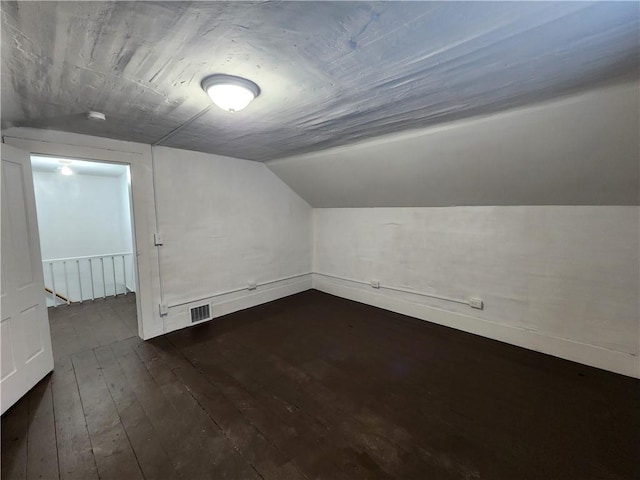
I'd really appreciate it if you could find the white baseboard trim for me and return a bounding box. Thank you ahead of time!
[159,274,313,336]
[313,274,639,379]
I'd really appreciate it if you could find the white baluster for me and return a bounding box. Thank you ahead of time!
[122,255,127,295]
[111,256,117,296]
[63,261,70,304]
[100,257,106,298]
[89,258,95,301]
[50,262,57,308]
[77,259,83,303]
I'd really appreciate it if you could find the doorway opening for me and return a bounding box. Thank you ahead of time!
[30,155,140,358]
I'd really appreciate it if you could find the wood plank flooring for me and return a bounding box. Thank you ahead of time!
[47,294,138,362]
[2,290,639,479]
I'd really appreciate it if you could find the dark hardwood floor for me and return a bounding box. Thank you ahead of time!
[48,293,139,362]
[2,290,638,479]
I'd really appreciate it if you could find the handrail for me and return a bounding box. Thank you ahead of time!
[42,252,133,262]
[44,287,70,305]
[43,252,135,307]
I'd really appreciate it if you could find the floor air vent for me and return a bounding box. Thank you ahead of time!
[190,304,210,323]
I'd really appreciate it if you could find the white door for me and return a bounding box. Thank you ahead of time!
[1,144,53,414]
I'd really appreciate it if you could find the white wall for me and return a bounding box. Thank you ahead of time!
[6,130,164,339]
[314,207,639,377]
[151,146,313,332]
[263,82,640,378]
[5,130,315,339]
[118,169,134,258]
[33,170,133,259]
[33,169,136,303]
[6,81,639,378]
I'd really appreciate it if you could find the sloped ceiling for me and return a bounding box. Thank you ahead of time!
[267,83,640,207]
[1,1,638,162]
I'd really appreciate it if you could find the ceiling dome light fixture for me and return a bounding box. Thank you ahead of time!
[87,110,106,121]
[201,74,260,112]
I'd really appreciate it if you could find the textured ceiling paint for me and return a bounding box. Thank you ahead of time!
[2,1,638,162]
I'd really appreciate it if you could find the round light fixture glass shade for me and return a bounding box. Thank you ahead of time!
[201,74,260,112]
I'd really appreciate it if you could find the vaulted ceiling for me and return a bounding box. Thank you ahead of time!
[2,1,638,162]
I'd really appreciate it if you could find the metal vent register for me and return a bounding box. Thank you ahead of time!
[190,304,210,323]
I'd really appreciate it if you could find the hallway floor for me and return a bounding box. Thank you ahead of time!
[1,291,638,479]
[48,294,138,361]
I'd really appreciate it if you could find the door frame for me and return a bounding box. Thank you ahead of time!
[3,129,164,339]
[33,156,139,308]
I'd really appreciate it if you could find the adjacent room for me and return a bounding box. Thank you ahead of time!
[31,155,139,357]
[1,2,638,479]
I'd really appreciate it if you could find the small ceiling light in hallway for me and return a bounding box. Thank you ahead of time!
[59,160,73,176]
[201,74,260,112]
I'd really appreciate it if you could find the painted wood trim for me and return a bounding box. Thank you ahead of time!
[3,130,163,340]
[161,275,313,335]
